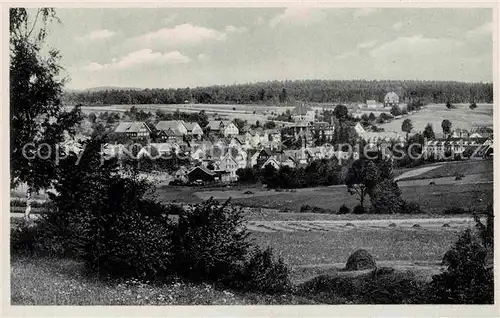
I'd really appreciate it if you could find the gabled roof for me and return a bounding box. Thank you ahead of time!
[188,165,216,176]
[115,121,150,133]
[259,148,273,157]
[231,135,246,145]
[384,92,399,101]
[184,122,201,132]
[220,153,238,164]
[156,120,187,132]
[207,120,223,130]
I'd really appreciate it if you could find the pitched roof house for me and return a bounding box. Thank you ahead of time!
[114,121,151,139]
[384,92,399,107]
[156,120,188,136]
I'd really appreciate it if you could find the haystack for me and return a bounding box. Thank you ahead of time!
[345,249,376,271]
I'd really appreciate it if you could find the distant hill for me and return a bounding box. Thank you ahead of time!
[62,79,494,106]
[66,86,143,93]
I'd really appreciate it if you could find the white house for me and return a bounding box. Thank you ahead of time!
[216,153,240,181]
[223,122,239,137]
[366,100,378,108]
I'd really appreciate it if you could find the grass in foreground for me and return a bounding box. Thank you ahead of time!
[11,256,316,305]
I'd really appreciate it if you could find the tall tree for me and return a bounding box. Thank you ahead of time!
[333,104,349,121]
[344,159,379,208]
[423,123,435,140]
[10,8,81,219]
[401,119,413,140]
[442,119,452,136]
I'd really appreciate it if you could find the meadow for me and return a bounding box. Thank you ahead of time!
[379,103,493,133]
[198,182,493,214]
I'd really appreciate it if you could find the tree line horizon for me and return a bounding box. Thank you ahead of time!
[62,79,494,106]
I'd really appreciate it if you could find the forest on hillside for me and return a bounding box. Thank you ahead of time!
[62,80,494,106]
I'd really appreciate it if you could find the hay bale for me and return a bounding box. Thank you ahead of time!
[388,223,397,227]
[442,223,450,228]
[412,224,421,228]
[345,249,376,271]
[345,222,355,227]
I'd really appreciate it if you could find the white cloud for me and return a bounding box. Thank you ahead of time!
[224,25,247,34]
[81,49,190,72]
[466,22,492,38]
[77,29,116,41]
[353,8,376,18]
[370,35,463,58]
[81,62,105,72]
[269,7,326,28]
[357,40,377,49]
[133,23,226,47]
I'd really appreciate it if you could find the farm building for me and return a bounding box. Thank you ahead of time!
[384,92,399,107]
[114,121,151,140]
[187,165,217,183]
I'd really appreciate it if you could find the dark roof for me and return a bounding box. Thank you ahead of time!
[188,165,216,176]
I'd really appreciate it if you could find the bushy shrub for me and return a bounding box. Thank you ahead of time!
[10,220,46,256]
[300,205,333,214]
[426,229,493,304]
[39,137,175,280]
[172,199,251,284]
[352,205,365,214]
[235,246,291,294]
[401,201,425,214]
[338,204,350,214]
[443,207,470,214]
[473,204,493,249]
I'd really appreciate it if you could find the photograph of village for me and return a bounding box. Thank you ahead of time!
[9,6,495,307]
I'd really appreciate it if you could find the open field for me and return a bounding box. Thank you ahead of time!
[251,226,460,282]
[71,103,298,124]
[396,160,493,181]
[379,103,493,133]
[200,182,492,214]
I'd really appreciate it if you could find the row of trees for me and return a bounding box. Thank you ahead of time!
[62,80,494,106]
[237,158,344,189]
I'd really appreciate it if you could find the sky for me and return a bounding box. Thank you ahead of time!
[39,7,493,90]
